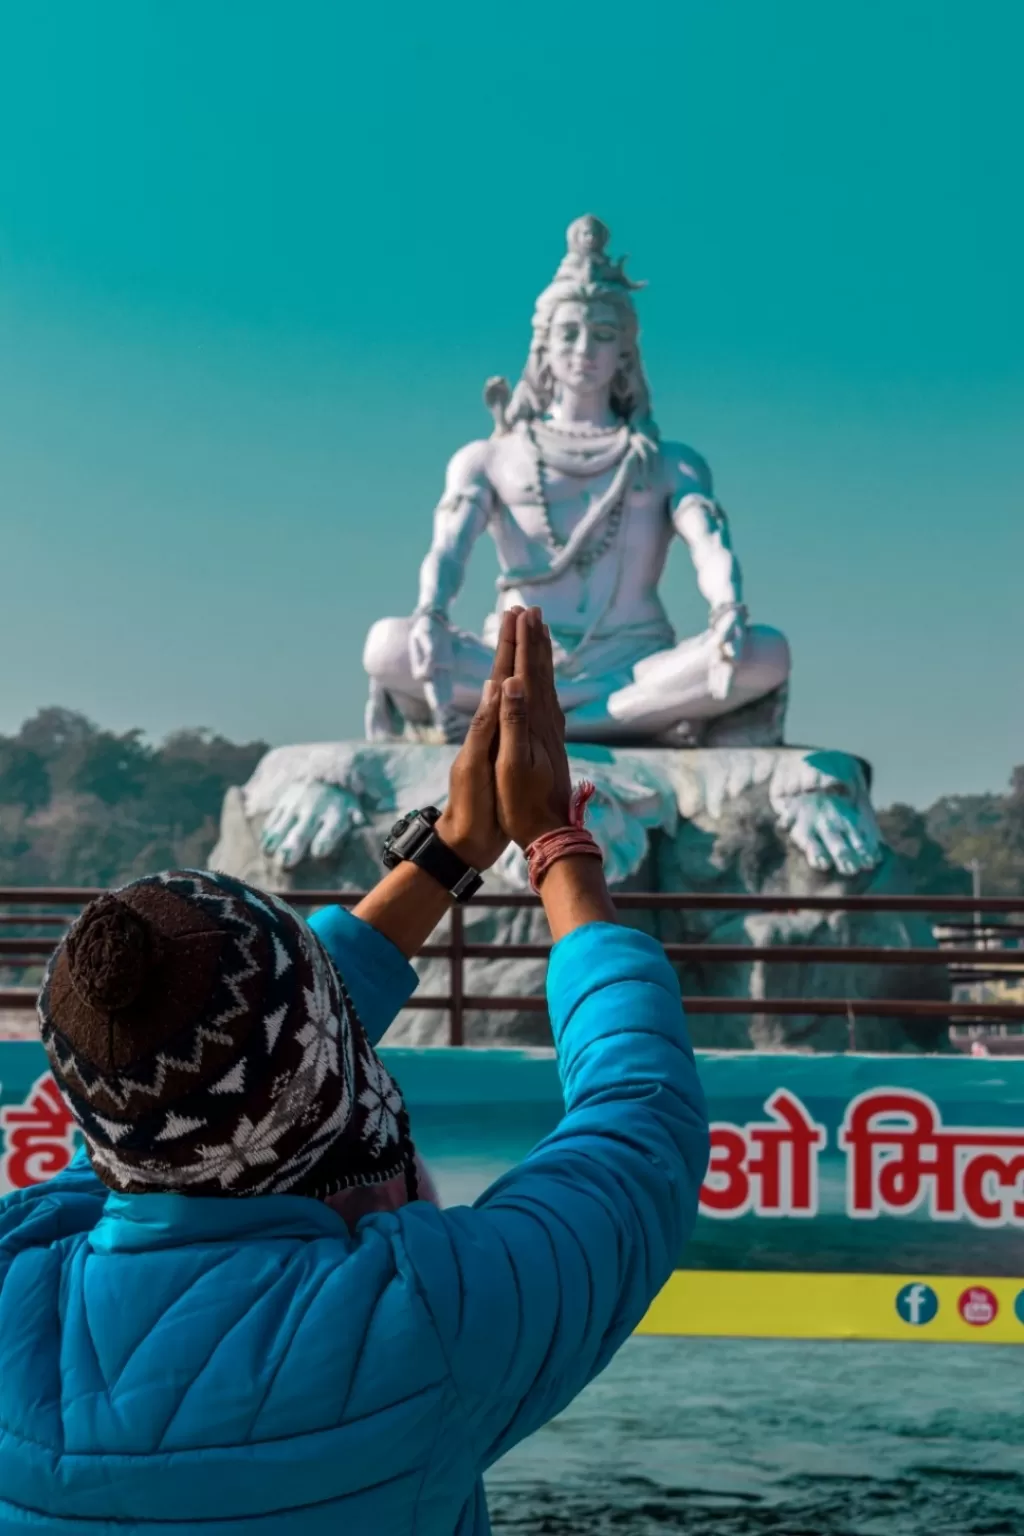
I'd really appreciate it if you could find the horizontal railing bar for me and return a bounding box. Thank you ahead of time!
[422,943,1011,968]
[296,893,1024,915]
[0,914,73,927]
[399,997,1024,1020]
[2,988,1020,1021]
[8,934,1012,968]
[0,888,1021,915]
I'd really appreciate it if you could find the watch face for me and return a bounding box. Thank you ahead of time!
[382,807,443,872]
[385,811,430,864]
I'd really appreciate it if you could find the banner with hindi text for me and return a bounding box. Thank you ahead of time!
[2,1042,1022,1344]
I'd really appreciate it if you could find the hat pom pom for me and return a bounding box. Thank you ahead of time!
[66,895,156,1011]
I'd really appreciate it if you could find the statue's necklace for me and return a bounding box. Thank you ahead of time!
[526,421,629,573]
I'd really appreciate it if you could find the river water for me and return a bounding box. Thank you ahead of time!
[485,1335,1023,1534]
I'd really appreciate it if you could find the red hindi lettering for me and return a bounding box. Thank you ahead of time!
[840,1090,957,1216]
[701,1126,750,1215]
[0,1074,76,1190]
[747,1090,825,1214]
[839,1087,1024,1227]
[960,1151,1024,1226]
[700,1091,826,1219]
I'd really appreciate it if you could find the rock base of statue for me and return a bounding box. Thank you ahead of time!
[210,741,950,1054]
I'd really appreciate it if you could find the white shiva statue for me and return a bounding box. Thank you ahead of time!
[364,214,791,746]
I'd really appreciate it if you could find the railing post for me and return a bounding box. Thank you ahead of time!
[449,904,464,1047]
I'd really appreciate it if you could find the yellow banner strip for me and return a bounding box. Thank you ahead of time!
[638,1271,1024,1345]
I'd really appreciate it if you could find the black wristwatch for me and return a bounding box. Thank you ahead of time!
[381,806,483,904]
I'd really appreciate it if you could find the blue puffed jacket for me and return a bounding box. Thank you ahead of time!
[0,911,708,1534]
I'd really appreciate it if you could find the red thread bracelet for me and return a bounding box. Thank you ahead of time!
[525,779,603,893]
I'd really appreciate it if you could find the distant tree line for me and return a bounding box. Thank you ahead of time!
[0,708,268,889]
[0,707,1021,897]
[877,767,1024,899]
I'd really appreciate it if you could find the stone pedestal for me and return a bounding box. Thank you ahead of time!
[211,741,949,1053]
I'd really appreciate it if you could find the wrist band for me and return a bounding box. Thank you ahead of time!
[525,780,603,893]
[710,601,748,625]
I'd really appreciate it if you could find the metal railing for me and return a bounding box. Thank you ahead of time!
[1,887,1021,1049]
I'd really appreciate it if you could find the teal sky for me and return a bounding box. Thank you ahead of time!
[0,0,1021,806]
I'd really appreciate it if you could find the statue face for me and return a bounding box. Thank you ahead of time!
[547,299,621,395]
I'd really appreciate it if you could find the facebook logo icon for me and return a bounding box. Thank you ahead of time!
[896,1283,939,1326]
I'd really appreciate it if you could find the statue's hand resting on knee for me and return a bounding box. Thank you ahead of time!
[707,602,748,702]
[408,610,452,687]
[409,611,460,740]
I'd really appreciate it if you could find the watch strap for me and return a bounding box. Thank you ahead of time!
[411,831,482,903]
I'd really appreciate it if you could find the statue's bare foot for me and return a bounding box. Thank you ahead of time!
[769,752,882,876]
[780,791,881,876]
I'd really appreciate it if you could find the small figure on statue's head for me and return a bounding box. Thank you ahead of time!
[567,213,608,259]
[559,214,645,292]
[364,215,792,747]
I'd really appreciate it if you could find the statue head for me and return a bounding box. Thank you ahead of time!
[501,216,657,440]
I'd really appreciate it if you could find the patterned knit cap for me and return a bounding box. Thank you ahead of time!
[38,870,416,1200]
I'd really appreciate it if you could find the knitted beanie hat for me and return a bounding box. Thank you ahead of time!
[38,870,416,1201]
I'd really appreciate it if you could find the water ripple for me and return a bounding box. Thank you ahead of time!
[487,1338,1024,1535]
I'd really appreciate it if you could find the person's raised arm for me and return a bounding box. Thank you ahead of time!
[401,611,709,1467]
